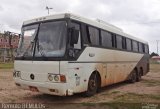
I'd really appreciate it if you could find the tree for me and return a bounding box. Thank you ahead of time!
[4,31,14,62]
[150,52,159,58]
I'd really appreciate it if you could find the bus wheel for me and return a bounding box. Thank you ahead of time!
[130,70,137,83]
[85,73,98,97]
[137,68,142,82]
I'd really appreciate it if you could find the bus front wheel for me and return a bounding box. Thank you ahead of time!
[85,73,98,97]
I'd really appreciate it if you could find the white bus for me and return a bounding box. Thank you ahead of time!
[14,13,149,96]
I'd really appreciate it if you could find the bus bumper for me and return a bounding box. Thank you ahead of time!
[14,78,74,96]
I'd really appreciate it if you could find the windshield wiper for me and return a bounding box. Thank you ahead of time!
[32,25,47,60]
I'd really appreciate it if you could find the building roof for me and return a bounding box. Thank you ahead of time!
[23,13,148,44]
[152,56,160,59]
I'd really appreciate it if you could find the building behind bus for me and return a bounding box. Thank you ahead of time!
[0,32,19,62]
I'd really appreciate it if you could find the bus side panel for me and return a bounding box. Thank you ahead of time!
[67,47,149,93]
[77,47,144,87]
[105,63,137,85]
[66,62,98,93]
[141,54,150,75]
[127,53,150,80]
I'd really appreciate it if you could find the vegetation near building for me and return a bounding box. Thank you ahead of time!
[150,52,159,58]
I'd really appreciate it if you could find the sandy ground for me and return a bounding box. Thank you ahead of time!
[0,64,160,108]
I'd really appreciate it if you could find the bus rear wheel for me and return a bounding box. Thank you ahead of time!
[85,73,98,97]
[130,70,137,83]
[137,68,142,82]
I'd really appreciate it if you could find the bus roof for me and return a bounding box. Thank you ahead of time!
[23,13,148,44]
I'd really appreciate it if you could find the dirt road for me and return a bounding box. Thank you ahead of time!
[0,64,160,108]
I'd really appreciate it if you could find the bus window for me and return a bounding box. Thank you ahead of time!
[71,22,81,49]
[132,40,138,52]
[111,34,116,48]
[145,45,149,53]
[139,42,143,53]
[88,26,99,46]
[101,30,112,48]
[126,38,132,51]
[116,35,122,49]
[142,44,145,53]
[122,37,126,49]
[81,24,89,44]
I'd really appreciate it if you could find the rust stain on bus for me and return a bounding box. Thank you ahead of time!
[96,63,132,87]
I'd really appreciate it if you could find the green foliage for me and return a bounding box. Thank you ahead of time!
[0,63,13,69]
[150,52,159,58]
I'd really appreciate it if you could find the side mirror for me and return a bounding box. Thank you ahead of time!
[70,28,79,45]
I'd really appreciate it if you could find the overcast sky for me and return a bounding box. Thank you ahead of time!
[0,0,160,53]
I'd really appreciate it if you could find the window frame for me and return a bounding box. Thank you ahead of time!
[126,38,132,51]
[132,40,139,52]
[116,35,123,49]
[145,44,149,54]
[122,37,126,49]
[87,26,100,46]
[70,20,148,54]
[70,21,82,49]
[101,30,113,48]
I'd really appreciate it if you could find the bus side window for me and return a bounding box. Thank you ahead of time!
[126,38,132,51]
[101,30,112,48]
[111,33,116,48]
[116,35,122,49]
[145,45,149,53]
[81,24,89,45]
[139,42,143,53]
[122,37,126,49]
[142,44,145,53]
[88,26,100,46]
[132,40,138,52]
[71,22,81,49]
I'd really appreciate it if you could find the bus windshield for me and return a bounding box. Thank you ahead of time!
[17,21,67,58]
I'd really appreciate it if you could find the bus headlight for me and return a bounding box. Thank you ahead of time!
[48,74,53,81]
[17,71,21,77]
[54,75,59,82]
[48,74,66,83]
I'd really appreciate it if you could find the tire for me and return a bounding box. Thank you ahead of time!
[130,70,137,83]
[137,69,142,82]
[85,73,98,97]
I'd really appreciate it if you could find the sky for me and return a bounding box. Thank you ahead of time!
[0,0,160,53]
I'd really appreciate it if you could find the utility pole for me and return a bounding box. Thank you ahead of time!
[46,6,53,15]
[156,40,160,55]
